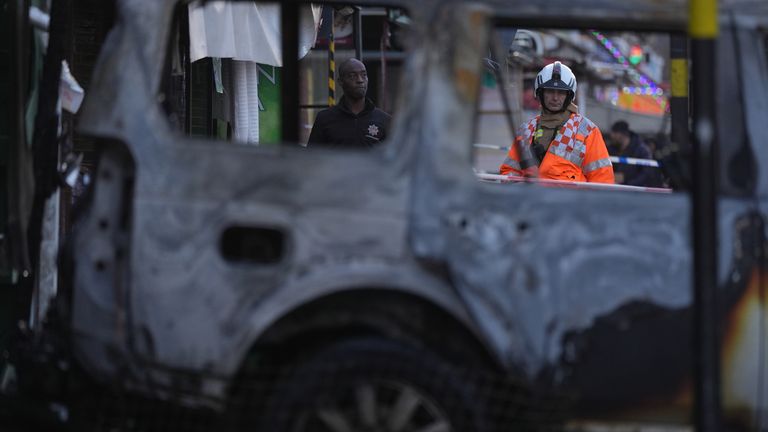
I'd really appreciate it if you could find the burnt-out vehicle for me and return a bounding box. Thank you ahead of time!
[3,0,768,431]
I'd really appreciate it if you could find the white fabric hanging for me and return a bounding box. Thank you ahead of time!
[232,60,260,145]
[188,1,322,65]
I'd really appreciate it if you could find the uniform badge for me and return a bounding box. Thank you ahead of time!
[367,124,380,137]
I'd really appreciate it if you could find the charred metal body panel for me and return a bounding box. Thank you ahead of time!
[63,0,768,428]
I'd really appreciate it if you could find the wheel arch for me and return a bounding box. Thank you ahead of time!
[239,287,503,375]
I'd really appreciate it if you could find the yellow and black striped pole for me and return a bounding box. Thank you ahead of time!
[689,0,720,430]
[328,9,336,107]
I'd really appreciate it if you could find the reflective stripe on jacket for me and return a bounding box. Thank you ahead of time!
[499,113,615,184]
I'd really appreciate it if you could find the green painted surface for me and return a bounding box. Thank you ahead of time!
[214,118,229,140]
[482,70,497,89]
[258,64,281,145]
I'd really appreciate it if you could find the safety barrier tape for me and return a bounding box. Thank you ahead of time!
[474,172,673,193]
[608,156,660,168]
[472,144,661,167]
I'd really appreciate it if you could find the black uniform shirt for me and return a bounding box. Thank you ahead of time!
[307,97,391,149]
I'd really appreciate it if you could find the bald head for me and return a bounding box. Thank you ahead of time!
[338,58,368,101]
[338,58,365,78]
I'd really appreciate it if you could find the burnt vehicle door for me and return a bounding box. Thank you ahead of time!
[407,0,768,429]
[57,1,507,431]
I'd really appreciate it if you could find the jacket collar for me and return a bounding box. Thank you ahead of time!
[337,96,376,116]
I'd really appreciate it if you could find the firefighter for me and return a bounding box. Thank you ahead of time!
[499,61,614,183]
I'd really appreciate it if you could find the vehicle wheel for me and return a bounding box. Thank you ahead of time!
[254,338,491,432]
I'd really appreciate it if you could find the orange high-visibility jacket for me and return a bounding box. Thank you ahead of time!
[499,113,615,183]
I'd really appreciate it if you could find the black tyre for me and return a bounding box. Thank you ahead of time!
[255,338,491,432]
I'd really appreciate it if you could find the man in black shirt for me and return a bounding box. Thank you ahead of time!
[307,58,391,148]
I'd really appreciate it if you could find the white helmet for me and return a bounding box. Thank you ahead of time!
[534,61,577,110]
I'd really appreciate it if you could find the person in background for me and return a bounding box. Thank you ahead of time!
[608,120,663,187]
[307,58,391,148]
[499,61,614,183]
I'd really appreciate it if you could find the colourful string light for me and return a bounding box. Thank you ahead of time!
[590,30,668,111]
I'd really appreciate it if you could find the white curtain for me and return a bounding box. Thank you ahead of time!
[232,61,261,144]
[188,1,322,66]
[189,2,322,144]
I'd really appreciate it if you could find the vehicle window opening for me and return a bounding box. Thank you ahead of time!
[159,1,410,149]
[474,26,690,193]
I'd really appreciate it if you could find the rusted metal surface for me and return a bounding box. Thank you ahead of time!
[65,0,768,428]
